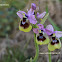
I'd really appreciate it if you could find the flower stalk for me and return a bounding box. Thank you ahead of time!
[48,49,51,62]
[33,33,39,62]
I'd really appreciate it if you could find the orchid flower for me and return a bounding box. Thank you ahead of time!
[33,24,50,45]
[18,13,32,32]
[17,3,37,32]
[45,25,62,51]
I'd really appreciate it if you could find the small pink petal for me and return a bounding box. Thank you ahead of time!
[45,29,53,35]
[28,15,37,24]
[17,11,26,19]
[46,24,54,32]
[37,24,44,29]
[28,8,34,15]
[37,11,46,19]
[55,31,62,38]
[37,12,39,16]
[31,3,36,10]
[33,28,39,34]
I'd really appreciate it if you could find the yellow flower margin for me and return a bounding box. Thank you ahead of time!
[48,39,61,51]
[36,36,50,45]
[19,24,32,32]
[36,30,50,45]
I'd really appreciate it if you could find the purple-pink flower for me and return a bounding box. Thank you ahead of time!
[31,3,36,10]
[33,24,45,34]
[45,24,62,38]
[16,3,62,52]
[17,3,37,24]
[17,11,26,19]
[17,3,47,25]
[37,11,46,19]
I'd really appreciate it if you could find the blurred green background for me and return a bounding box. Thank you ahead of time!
[0,0,62,62]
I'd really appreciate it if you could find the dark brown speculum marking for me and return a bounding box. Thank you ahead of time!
[41,30,43,32]
[33,12,35,15]
[51,37,59,45]
[52,37,56,40]
[37,33,46,41]
[20,21,30,29]
[20,17,30,29]
[37,36,46,41]
[56,40,59,44]
[51,42,55,45]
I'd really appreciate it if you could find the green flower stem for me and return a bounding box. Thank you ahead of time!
[33,33,39,62]
[48,49,51,62]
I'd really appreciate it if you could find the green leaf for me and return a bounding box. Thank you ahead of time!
[6,26,11,31]
[40,13,49,24]
[1,19,8,23]
[57,59,60,62]
[30,58,32,62]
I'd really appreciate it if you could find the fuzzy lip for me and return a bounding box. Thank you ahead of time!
[20,21,30,29]
[51,38,59,45]
[37,36,46,41]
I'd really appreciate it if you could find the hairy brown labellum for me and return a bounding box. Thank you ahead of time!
[20,21,30,29]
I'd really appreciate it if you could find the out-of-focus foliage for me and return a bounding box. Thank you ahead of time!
[0,0,28,37]
[0,47,27,62]
[60,0,62,1]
